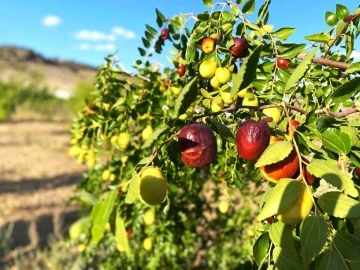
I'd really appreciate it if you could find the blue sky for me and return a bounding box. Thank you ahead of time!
[0,0,359,71]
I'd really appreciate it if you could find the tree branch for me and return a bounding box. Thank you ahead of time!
[296,53,350,70]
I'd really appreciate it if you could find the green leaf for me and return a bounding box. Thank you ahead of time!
[345,63,360,74]
[255,141,293,167]
[253,233,270,267]
[304,33,330,43]
[200,88,213,99]
[91,189,117,244]
[349,258,360,270]
[203,0,212,7]
[325,11,339,26]
[321,128,351,155]
[115,207,132,258]
[155,8,166,28]
[318,192,360,218]
[340,126,358,146]
[300,215,328,268]
[257,179,301,221]
[318,248,347,270]
[141,126,169,149]
[285,47,319,92]
[333,230,360,260]
[307,159,358,197]
[75,190,98,206]
[69,217,91,240]
[331,77,360,105]
[231,45,263,97]
[145,24,157,35]
[272,246,303,270]
[210,119,235,144]
[142,37,150,48]
[125,172,140,204]
[278,43,306,59]
[272,28,296,40]
[242,0,255,15]
[138,47,146,56]
[336,4,350,20]
[174,77,198,117]
[269,221,297,255]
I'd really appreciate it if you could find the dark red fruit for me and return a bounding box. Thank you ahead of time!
[126,229,132,238]
[231,37,248,58]
[178,65,186,77]
[266,216,275,224]
[302,158,315,185]
[178,123,217,168]
[236,120,270,161]
[339,73,346,79]
[160,28,170,40]
[356,167,360,178]
[276,57,291,69]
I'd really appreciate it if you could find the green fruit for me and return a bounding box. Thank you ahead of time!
[140,167,168,205]
[262,107,282,124]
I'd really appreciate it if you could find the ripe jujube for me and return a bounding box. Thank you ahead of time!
[231,37,248,58]
[178,123,217,168]
[160,28,170,40]
[236,120,270,161]
[178,65,186,77]
[276,57,291,69]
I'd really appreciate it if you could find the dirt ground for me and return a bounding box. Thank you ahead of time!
[0,120,85,254]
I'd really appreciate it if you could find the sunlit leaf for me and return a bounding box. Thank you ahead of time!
[255,141,293,167]
[203,0,212,7]
[242,0,255,15]
[318,192,360,218]
[269,221,297,255]
[272,28,296,40]
[125,172,140,204]
[115,208,132,258]
[345,63,360,74]
[141,126,169,149]
[321,128,351,155]
[304,33,330,43]
[174,77,198,117]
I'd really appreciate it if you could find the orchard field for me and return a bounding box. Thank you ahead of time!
[2,0,360,269]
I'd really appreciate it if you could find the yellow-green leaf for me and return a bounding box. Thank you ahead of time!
[255,141,293,167]
[269,221,297,256]
[125,172,140,204]
[115,207,132,258]
[318,192,360,218]
[333,230,360,260]
[272,28,296,40]
[272,246,303,270]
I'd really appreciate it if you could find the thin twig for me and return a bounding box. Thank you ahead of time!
[296,53,351,70]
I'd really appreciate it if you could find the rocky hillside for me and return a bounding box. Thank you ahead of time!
[0,46,98,97]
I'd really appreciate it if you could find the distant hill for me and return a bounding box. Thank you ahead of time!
[0,46,98,97]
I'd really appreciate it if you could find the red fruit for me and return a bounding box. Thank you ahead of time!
[266,216,275,224]
[276,57,291,69]
[260,149,299,183]
[160,28,170,40]
[231,37,248,58]
[303,165,315,185]
[285,120,300,140]
[126,229,132,238]
[236,120,270,161]
[178,123,217,168]
[356,167,360,178]
[178,65,186,77]
[201,37,216,54]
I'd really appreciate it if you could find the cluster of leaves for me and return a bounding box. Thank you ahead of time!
[69,0,360,269]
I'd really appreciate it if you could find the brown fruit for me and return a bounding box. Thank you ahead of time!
[276,57,291,69]
[236,120,270,161]
[178,123,217,168]
[201,37,216,54]
[231,37,248,58]
[160,28,169,40]
[260,148,299,183]
[178,65,186,77]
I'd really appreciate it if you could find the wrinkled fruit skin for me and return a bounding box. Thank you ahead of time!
[231,37,248,58]
[276,181,313,225]
[260,149,299,183]
[236,120,270,161]
[178,65,186,77]
[160,28,169,40]
[276,57,290,69]
[178,123,217,168]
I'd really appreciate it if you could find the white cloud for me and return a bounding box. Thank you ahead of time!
[77,43,116,52]
[351,51,360,62]
[74,30,116,41]
[112,27,136,39]
[43,15,61,27]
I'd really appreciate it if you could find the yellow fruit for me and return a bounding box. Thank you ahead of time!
[86,157,96,168]
[242,94,259,107]
[69,146,80,157]
[211,97,224,112]
[220,84,238,105]
[140,167,168,205]
[143,237,152,250]
[215,67,231,84]
[78,244,86,253]
[144,208,155,225]
[218,200,229,213]
[109,173,116,181]
[142,125,153,140]
[262,107,282,124]
[237,88,251,98]
[103,103,111,111]
[178,113,188,120]
[276,181,313,225]
[199,60,217,79]
[117,133,130,149]
[110,135,118,145]
[210,76,221,88]
[102,170,111,181]
[121,156,128,163]
[171,86,181,95]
